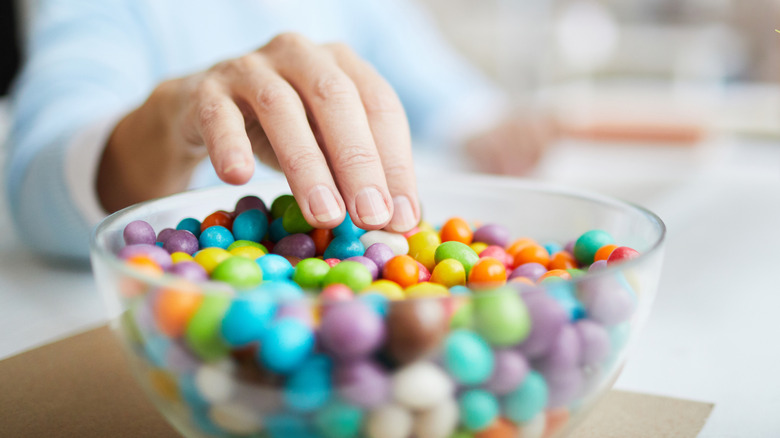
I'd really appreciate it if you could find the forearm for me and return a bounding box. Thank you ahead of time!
[97,79,205,213]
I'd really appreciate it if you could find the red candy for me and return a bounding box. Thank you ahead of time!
[201,210,234,232]
[607,246,640,265]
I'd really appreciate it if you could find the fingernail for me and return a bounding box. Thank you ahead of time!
[355,187,391,226]
[388,195,417,232]
[223,151,249,175]
[308,185,341,223]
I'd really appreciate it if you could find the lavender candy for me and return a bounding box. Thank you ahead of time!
[319,301,385,361]
[123,220,156,246]
[577,274,636,326]
[484,349,529,395]
[169,261,209,282]
[510,263,548,283]
[164,230,199,255]
[534,324,582,374]
[472,224,511,247]
[517,291,568,359]
[345,256,379,280]
[272,234,316,260]
[542,366,583,409]
[363,243,394,273]
[119,244,173,271]
[334,360,391,408]
[156,228,175,244]
[574,320,611,366]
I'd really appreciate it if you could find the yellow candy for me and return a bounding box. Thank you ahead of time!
[171,252,194,264]
[360,279,405,300]
[230,246,266,260]
[417,220,435,232]
[470,242,488,255]
[408,230,440,256]
[430,258,467,288]
[412,246,437,272]
[405,282,449,299]
[148,369,180,402]
[194,247,231,274]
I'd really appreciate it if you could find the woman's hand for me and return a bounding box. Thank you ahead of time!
[99,33,419,232]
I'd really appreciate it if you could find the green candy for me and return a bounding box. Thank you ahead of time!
[323,261,372,292]
[313,401,364,438]
[473,288,530,346]
[292,258,331,289]
[573,229,615,265]
[434,241,479,276]
[270,194,296,219]
[283,202,314,234]
[451,431,474,438]
[227,240,268,253]
[211,256,263,290]
[567,268,585,278]
[449,300,473,330]
[185,292,232,361]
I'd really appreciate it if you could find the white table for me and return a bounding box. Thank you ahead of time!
[1,107,778,436]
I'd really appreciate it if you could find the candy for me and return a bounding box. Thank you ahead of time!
[323,261,373,292]
[163,230,199,255]
[320,301,384,360]
[392,361,454,410]
[509,263,546,283]
[440,217,473,245]
[362,279,405,301]
[313,401,364,438]
[154,284,204,337]
[258,318,315,374]
[474,418,516,438]
[366,404,413,438]
[193,247,231,274]
[430,259,467,288]
[458,389,499,432]
[335,360,390,408]
[363,243,394,272]
[443,330,494,385]
[232,209,269,243]
[414,398,459,438]
[517,292,568,359]
[220,291,276,347]
[123,220,156,245]
[270,194,296,219]
[268,217,290,242]
[574,320,611,366]
[194,360,236,403]
[504,371,548,423]
[156,227,175,244]
[484,349,529,395]
[345,256,380,280]
[321,283,354,302]
[333,212,367,237]
[209,402,263,435]
[549,251,576,270]
[273,233,316,259]
[283,201,314,234]
[255,254,294,281]
[119,244,172,271]
[185,293,232,361]
[473,289,530,346]
[593,244,618,263]
[472,224,510,248]
[201,210,233,232]
[573,230,615,265]
[385,299,448,364]
[435,242,479,276]
[468,258,507,289]
[512,244,550,270]
[607,246,640,265]
[199,225,235,250]
[235,195,268,217]
[293,258,331,289]
[382,255,419,289]
[324,235,366,260]
[284,355,332,412]
[536,324,582,374]
[310,228,334,255]
[211,256,263,290]
[360,230,409,256]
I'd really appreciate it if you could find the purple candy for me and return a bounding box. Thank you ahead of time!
[473,224,511,247]
[345,256,379,280]
[334,360,390,408]
[575,320,611,366]
[166,340,201,373]
[577,275,636,326]
[168,261,209,282]
[163,230,199,255]
[564,240,576,254]
[588,260,608,272]
[363,243,394,272]
[123,220,156,246]
[518,291,568,359]
[484,349,529,395]
[235,195,269,217]
[119,244,173,271]
[156,228,175,244]
[276,303,314,328]
[273,234,316,259]
[535,324,582,374]
[543,367,582,408]
[510,263,548,282]
[320,301,385,361]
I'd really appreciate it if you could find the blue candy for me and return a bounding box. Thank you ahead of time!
[544,279,585,320]
[232,209,269,243]
[504,370,548,423]
[357,292,389,317]
[259,318,315,374]
[284,355,333,412]
[269,217,291,243]
[323,235,365,260]
[332,213,366,238]
[220,291,277,347]
[543,241,562,256]
[176,217,202,239]
[258,280,304,302]
[256,254,295,281]
[198,225,234,249]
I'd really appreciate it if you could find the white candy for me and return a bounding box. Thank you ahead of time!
[194,360,236,404]
[413,398,459,438]
[366,404,413,438]
[392,361,454,411]
[209,402,263,435]
[360,230,409,256]
[517,413,546,438]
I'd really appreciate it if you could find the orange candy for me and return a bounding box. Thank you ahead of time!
[126,255,164,277]
[544,408,570,438]
[154,283,204,337]
[382,255,420,288]
[512,244,550,269]
[440,217,474,245]
[548,251,577,270]
[510,276,535,286]
[310,228,334,256]
[538,269,572,282]
[201,210,234,232]
[476,418,517,438]
[468,257,507,289]
[594,244,618,262]
[506,238,536,258]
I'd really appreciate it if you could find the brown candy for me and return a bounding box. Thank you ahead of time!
[385,298,449,365]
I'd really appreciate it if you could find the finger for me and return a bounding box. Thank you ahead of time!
[266,35,393,230]
[328,43,420,232]
[193,82,255,185]
[229,57,346,228]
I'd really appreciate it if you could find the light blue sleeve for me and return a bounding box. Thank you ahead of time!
[6,0,159,261]
[349,0,506,145]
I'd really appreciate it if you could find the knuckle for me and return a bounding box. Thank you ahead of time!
[197,101,225,128]
[284,149,322,175]
[312,74,356,102]
[267,32,308,51]
[382,160,412,180]
[362,86,403,115]
[255,82,295,112]
[334,145,381,171]
[326,42,354,58]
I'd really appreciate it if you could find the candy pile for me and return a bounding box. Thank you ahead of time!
[118,194,641,438]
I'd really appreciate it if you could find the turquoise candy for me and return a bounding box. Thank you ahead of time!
[434,241,479,276]
[232,209,269,242]
[284,355,333,412]
[444,330,494,385]
[283,202,314,234]
[256,254,295,281]
[473,288,531,346]
[258,280,305,301]
[544,280,585,321]
[265,413,317,438]
[176,217,202,239]
[269,217,291,242]
[220,291,277,347]
[322,261,372,292]
[185,293,232,361]
[573,229,615,265]
[313,401,364,438]
[198,225,234,249]
[458,389,499,432]
[504,371,548,423]
[323,235,365,260]
[258,318,315,374]
[332,212,366,237]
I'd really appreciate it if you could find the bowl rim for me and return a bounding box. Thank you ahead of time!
[90,174,666,298]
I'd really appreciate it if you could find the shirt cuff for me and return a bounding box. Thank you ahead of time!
[64,110,129,226]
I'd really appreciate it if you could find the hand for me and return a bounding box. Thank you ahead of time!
[99,33,419,232]
[464,110,557,175]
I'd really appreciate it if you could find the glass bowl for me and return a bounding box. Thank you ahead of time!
[90,174,665,438]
